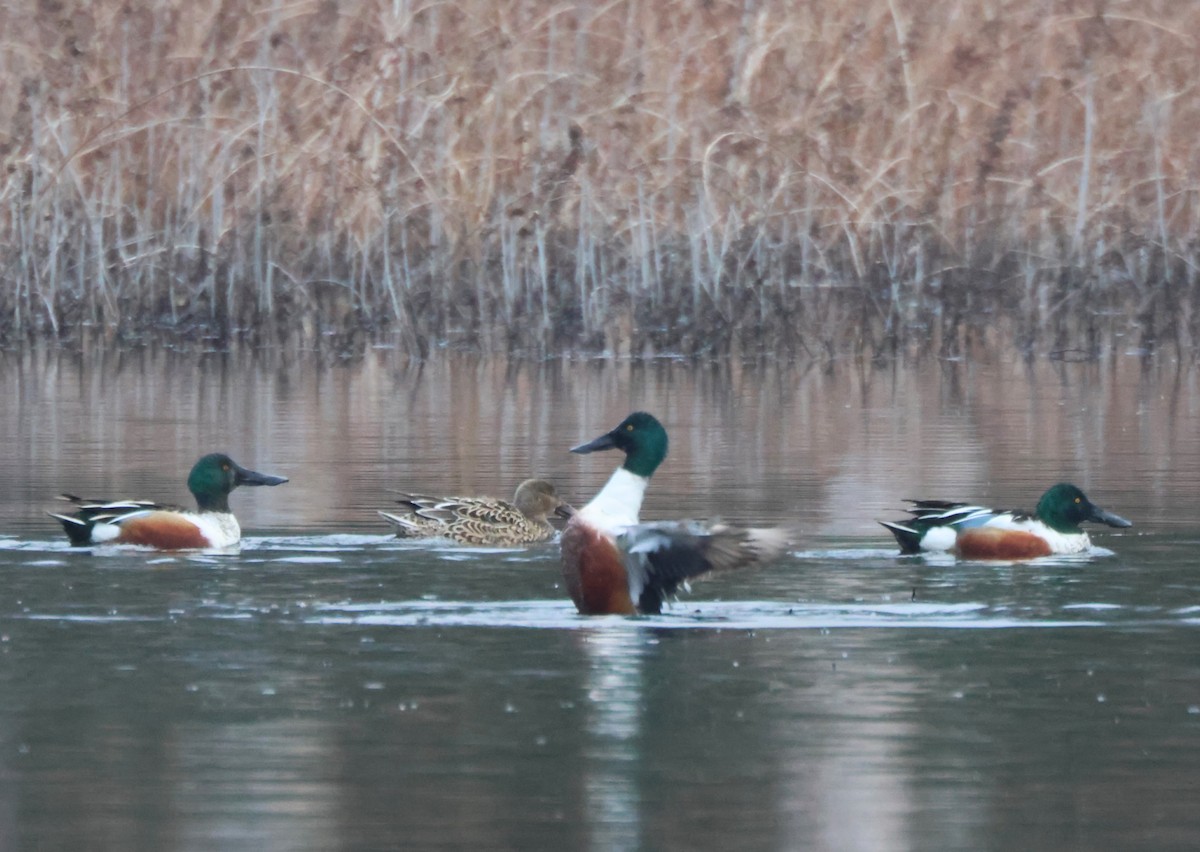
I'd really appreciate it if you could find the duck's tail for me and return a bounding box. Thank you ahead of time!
[879,520,924,554]
[46,511,96,546]
[377,510,427,538]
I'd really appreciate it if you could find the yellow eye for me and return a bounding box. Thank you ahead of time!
[1075,497,1081,503]
[626,424,634,431]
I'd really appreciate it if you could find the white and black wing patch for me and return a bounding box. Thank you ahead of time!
[47,495,170,546]
[620,521,793,614]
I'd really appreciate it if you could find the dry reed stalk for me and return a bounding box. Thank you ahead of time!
[0,0,1195,359]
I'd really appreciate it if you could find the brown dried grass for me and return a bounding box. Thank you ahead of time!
[0,0,1197,359]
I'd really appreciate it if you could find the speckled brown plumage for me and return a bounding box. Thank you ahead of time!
[378,478,571,546]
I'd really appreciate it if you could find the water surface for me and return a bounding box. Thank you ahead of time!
[0,348,1197,850]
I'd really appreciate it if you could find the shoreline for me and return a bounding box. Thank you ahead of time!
[0,323,1186,370]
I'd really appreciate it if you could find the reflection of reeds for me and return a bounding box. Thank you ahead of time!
[0,2,1196,358]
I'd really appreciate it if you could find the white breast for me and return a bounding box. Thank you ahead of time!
[191,512,243,549]
[578,468,649,536]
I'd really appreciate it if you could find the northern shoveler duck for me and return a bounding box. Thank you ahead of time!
[880,482,1132,559]
[48,453,288,549]
[561,412,792,615]
[377,478,573,546]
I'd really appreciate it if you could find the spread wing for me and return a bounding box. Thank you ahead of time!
[620,521,793,614]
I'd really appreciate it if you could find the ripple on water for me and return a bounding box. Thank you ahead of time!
[792,546,1114,566]
[270,555,344,564]
[301,599,1111,631]
[242,534,394,551]
[0,533,397,555]
[0,534,1175,631]
[5,591,1187,630]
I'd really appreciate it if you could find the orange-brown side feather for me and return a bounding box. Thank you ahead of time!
[560,519,636,615]
[116,512,212,549]
[956,527,1052,560]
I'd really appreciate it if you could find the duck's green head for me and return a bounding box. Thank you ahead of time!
[1036,483,1132,533]
[570,411,669,478]
[187,453,289,512]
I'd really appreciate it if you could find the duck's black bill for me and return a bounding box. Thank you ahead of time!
[236,466,289,487]
[1091,507,1132,528]
[570,433,617,455]
[555,503,578,519]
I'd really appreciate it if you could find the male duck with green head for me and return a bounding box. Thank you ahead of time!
[561,411,792,615]
[49,453,288,549]
[881,482,1132,558]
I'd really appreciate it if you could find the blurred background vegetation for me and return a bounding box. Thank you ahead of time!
[0,0,1196,359]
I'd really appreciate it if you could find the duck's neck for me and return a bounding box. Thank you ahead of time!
[579,467,648,535]
[193,492,231,513]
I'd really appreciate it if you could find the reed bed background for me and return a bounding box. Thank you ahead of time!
[0,0,1197,359]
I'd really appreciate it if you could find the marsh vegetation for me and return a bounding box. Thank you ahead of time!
[1,1,1197,359]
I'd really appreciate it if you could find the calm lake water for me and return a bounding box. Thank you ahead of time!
[1,346,1198,850]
